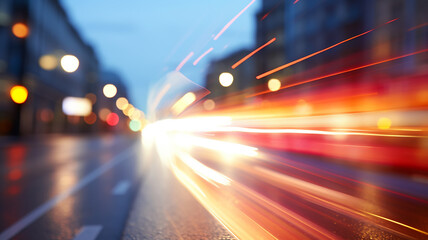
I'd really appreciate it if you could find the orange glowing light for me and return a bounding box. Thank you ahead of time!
[116,97,129,110]
[10,85,28,104]
[193,48,214,66]
[84,112,97,125]
[213,0,256,40]
[256,19,399,79]
[232,38,276,69]
[12,23,29,38]
[176,52,194,71]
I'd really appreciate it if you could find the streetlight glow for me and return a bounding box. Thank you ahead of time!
[12,23,29,38]
[103,84,117,98]
[60,55,79,73]
[219,72,233,87]
[267,78,281,92]
[10,85,28,104]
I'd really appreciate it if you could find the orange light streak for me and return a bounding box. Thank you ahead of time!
[213,0,256,41]
[193,47,214,66]
[175,52,194,71]
[232,38,276,69]
[256,19,398,79]
[408,22,428,31]
[251,48,427,97]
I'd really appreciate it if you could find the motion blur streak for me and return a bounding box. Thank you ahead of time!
[231,38,276,69]
[256,19,398,79]
[213,0,256,40]
[252,48,428,96]
[175,52,194,71]
[193,48,214,66]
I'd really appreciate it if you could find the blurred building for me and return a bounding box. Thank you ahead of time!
[205,49,256,100]
[255,0,428,82]
[0,0,131,135]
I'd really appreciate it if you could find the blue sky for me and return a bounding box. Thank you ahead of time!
[60,0,261,111]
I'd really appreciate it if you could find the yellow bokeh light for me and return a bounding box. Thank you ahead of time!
[116,97,128,110]
[10,85,28,104]
[171,92,196,115]
[268,78,281,92]
[219,72,233,87]
[130,109,141,120]
[39,55,58,71]
[60,55,79,73]
[377,117,392,130]
[103,84,117,98]
[12,23,29,38]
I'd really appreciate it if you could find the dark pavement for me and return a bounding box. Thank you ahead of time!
[0,134,233,240]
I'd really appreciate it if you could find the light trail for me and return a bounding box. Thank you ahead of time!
[231,38,276,69]
[256,18,398,79]
[193,47,214,66]
[175,51,194,71]
[252,48,427,96]
[213,0,256,40]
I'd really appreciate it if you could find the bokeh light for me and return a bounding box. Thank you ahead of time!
[116,97,128,110]
[84,112,97,125]
[203,99,215,111]
[60,55,79,73]
[267,78,281,92]
[39,55,58,71]
[98,108,111,121]
[39,108,54,122]
[219,72,233,87]
[12,23,29,38]
[103,84,117,98]
[129,119,142,132]
[10,85,28,104]
[85,93,97,104]
[377,117,392,130]
[106,113,119,126]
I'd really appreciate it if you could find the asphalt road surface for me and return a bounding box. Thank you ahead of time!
[0,134,233,240]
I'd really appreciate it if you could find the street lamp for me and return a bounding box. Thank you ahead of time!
[267,78,281,92]
[12,23,29,38]
[103,84,117,98]
[60,55,79,73]
[219,72,233,87]
[10,85,28,104]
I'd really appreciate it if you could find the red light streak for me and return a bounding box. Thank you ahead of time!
[232,38,276,69]
[176,52,194,71]
[213,0,256,41]
[251,48,427,97]
[193,48,214,66]
[293,0,300,4]
[256,19,399,79]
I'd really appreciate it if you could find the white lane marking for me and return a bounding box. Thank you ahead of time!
[0,146,134,240]
[72,225,103,240]
[112,180,131,195]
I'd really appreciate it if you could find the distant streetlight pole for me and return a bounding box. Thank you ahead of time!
[10,2,30,136]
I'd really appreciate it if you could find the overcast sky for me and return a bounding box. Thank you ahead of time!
[60,0,261,111]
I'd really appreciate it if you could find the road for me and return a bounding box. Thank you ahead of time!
[0,134,233,240]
